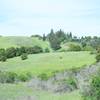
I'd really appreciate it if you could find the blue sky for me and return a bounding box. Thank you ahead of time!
[0,0,100,36]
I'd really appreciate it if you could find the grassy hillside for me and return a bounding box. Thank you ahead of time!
[0,37,96,100]
[0,83,82,100]
[0,51,96,76]
[0,36,50,50]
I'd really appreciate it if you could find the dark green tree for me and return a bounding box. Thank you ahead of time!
[47,29,61,50]
[21,53,28,60]
[82,75,100,100]
[55,29,66,43]
[43,33,46,41]
[5,47,16,58]
[45,48,50,53]
[0,56,7,62]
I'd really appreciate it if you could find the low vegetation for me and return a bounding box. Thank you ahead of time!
[21,53,28,60]
[82,70,100,100]
[0,51,95,77]
[0,71,32,83]
[0,30,100,100]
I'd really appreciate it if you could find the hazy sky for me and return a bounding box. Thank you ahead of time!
[0,0,100,36]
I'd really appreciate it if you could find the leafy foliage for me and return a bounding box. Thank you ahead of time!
[68,44,81,51]
[96,53,100,62]
[21,53,28,60]
[0,71,32,83]
[45,48,50,53]
[0,46,43,62]
[47,29,61,50]
[82,75,100,100]
[38,73,49,80]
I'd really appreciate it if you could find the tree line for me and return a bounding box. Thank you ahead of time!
[41,29,100,51]
[0,46,43,62]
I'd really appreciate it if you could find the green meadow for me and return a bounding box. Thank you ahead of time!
[0,51,95,76]
[0,36,50,49]
[0,36,96,100]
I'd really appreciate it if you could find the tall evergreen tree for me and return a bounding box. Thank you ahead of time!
[47,29,61,50]
[43,33,46,41]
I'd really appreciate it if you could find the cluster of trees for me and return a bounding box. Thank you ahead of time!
[39,29,100,51]
[46,29,72,50]
[80,36,100,50]
[0,46,43,62]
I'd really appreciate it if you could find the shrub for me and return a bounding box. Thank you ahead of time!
[0,56,7,62]
[32,46,43,53]
[83,46,93,51]
[26,46,43,54]
[0,46,43,62]
[68,44,81,51]
[18,72,32,82]
[0,49,7,62]
[82,75,100,100]
[6,72,17,83]
[21,53,28,60]
[45,48,50,53]
[38,73,49,80]
[0,71,32,83]
[0,71,17,83]
[65,77,77,89]
[96,53,100,62]
[5,47,16,58]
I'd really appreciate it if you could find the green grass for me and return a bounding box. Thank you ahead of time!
[0,37,94,100]
[0,83,82,100]
[0,36,50,50]
[0,51,96,76]
[0,51,94,100]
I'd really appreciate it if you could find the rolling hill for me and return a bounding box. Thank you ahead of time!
[0,36,50,50]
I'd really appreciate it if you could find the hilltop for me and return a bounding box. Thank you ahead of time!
[0,36,50,50]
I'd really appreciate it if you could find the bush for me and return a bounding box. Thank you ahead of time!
[96,53,100,62]
[0,71,17,83]
[0,71,32,83]
[6,72,17,83]
[32,46,43,53]
[68,44,81,51]
[82,75,100,100]
[26,46,43,54]
[0,56,7,62]
[0,46,43,62]
[83,46,93,51]
[21,53,28,60]
[38,73,49,80]
[18,74,29,82]
[18,72,32,82]
[6,47,16,58]
[65,77,77,89]
[45,48,50,53]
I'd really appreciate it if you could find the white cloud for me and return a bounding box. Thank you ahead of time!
[0,0,99,36]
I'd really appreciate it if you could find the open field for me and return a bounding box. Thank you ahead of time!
[0,51,96,76]
[0,36,50,49]
[0,83,82,100]
[0,50,96,100]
